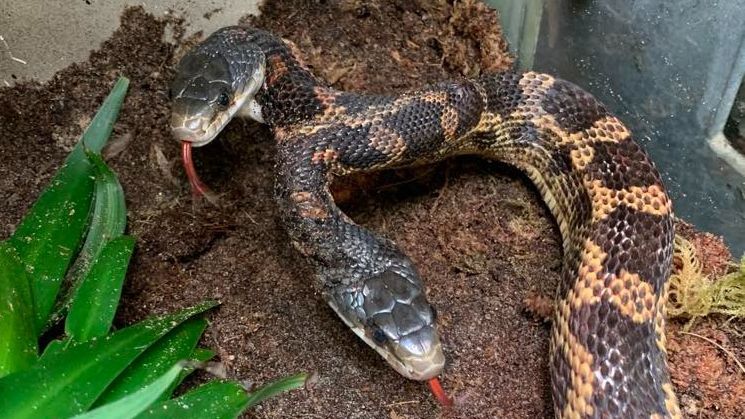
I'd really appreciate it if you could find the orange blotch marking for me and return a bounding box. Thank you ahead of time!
[554,298,596,419]
[572,240,658,324]
[585,180,671,223]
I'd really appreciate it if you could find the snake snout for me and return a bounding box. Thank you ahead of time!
[390,322,444,380]
[172,116,204,138]
[328,268,445,381]
[170,99,219,147]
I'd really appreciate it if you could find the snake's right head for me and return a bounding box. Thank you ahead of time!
[326,269,445,381]
[170,27,266,147]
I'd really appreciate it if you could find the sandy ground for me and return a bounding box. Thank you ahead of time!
[0,2,743,418]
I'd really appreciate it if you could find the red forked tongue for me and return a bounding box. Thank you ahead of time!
[181,141,219,205]
[428,377,453,407]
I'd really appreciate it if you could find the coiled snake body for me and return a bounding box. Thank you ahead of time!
[171,27,681,418]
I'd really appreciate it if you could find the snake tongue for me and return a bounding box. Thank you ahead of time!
[181,141,220,205]
[428,377,453,407]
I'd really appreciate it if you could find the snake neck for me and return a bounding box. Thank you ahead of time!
[248,30,332,128]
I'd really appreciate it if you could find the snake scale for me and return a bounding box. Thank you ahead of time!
[170,27,682,418]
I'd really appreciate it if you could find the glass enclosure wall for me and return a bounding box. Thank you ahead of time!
[489,0,745,255]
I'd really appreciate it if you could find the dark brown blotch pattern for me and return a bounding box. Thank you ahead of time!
[481,71,525,119]
[383,98,447,160]
[569,299,671,417]
[584,137,663,189]
[334,91,397,115]
[541,78,609,133]
[590,205,673,294]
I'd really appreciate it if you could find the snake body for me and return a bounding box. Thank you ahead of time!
[171,27,681,418]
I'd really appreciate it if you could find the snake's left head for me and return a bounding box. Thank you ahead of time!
[170,26,266,147]
[326,269,445,381]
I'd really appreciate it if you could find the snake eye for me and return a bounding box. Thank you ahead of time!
[216,92,230,108]
[372,327,388,345]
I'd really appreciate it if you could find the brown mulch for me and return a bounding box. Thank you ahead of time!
[0,2,742,418]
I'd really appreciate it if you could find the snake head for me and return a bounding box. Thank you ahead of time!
[170,26,266,147]
[326,269,445,381]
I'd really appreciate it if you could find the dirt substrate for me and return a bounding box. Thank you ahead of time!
[1,2,743,418]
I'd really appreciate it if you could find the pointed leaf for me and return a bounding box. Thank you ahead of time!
[135,381,249,419]
[245,373,308,408]
[190,348,216,363]
[169,347,216,399]
[8,77,129,330]
[9,146,94,331]
[95,316,207,406]
[39,338,65,359]
[79,77,130,154]
[0,243,37,377]
[58,151,127,323]
[65,236,135,342]
[0,301,216,418]
[72,363,185,419]
[161,342,214,403]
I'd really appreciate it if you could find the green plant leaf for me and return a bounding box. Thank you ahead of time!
[95,316,207,406]
[79,77,130,154]
[136,373,309,419]
[39,338,64,359]
[9,145,94,332]
[65,236,135,342]
[8,77,129,331]
[58,151,127,323]
[245,373,308,408]
[171,347,216,393]
[0,301,216,418]
[190,347,216,363]
[0,243,37,378]
[135,380,249,419]
[72,363,185,419]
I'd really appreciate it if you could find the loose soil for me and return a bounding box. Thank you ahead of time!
[1,2,743,418]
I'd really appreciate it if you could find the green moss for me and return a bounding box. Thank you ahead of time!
[667,236,745,329]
